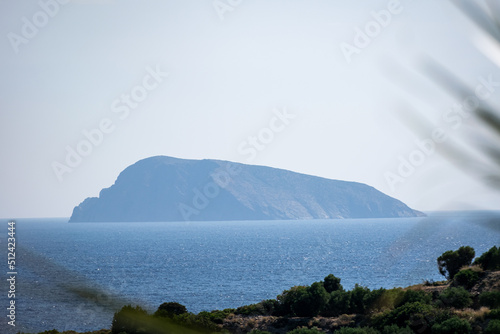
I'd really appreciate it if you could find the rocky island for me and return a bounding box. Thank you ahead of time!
[69,156,423,222]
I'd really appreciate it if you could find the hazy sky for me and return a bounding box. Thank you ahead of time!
[1,0,500,218]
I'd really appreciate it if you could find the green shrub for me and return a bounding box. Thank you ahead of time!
[349,285,383,314]
[112,304,225,334]
[333,327,380,334]
[372,301,434,329]
[479,292,500,309]
[487,308,500,320]
[369,288,404,312]
[424,280,435,286]
[437,246,475,280]
[155,301,187,318]
[324,289,351,316]
[111,305,149,334]
[323,274,344,293]
[364,288,387,313]
[287,327,324,334]
[453,269,481,289]
[431,316,471,334]
[235,303,260,316]
[291,284,327,317]
[171,312,221,332]
[260,299,279,316]
[348,284,370,314]
[474,246,500,271]
[396,289,431,307]
[236,299,278,316]
[485,319,500,334]
[198,308,233,324]
[277,283,329,317]
[306,282,330,315]
[277,286,309,316]
[381,324,413,334]
[438,287,472,309]
[250,330,272,334]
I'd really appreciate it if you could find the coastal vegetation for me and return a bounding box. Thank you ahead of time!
[28,245,500,334]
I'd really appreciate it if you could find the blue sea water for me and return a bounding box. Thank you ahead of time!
[0,212,499,333]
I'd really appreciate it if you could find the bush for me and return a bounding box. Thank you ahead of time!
[396,289,431,307]
[170,312,221,332]
[236,299,277,316]
[111,305,149,334]
[324,274,343,293]
[198,308,234,324]
[260,299,279,316]
[277,283,329,317]
[369,288,404,312]
[364,288,387,313]
[474,246,500,271]
[381,325,412,334]
[349,285,371,314]
[371,301,434,329]
[155,302,187,318]
[113,303,224,334]
[431,316,471,334]
[479,292,500,309]
[277,286,309,316]
[289,284,323,317]
[453,269,481,289]
[438,287,472,309]
[381,324,413,334]
[485,319,500,334]
[333,327,380,334]
[437,246,475,280]
[306,282,330,315]
[349,285,383,314]
[287,327,324,334]
[487,308,500,320]
[325,289,351,316]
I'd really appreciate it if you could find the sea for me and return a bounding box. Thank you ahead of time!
[0,211,499,333]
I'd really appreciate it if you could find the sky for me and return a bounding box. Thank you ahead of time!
[1,0,500,218]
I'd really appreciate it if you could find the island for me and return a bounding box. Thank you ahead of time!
[69,156,424,222]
